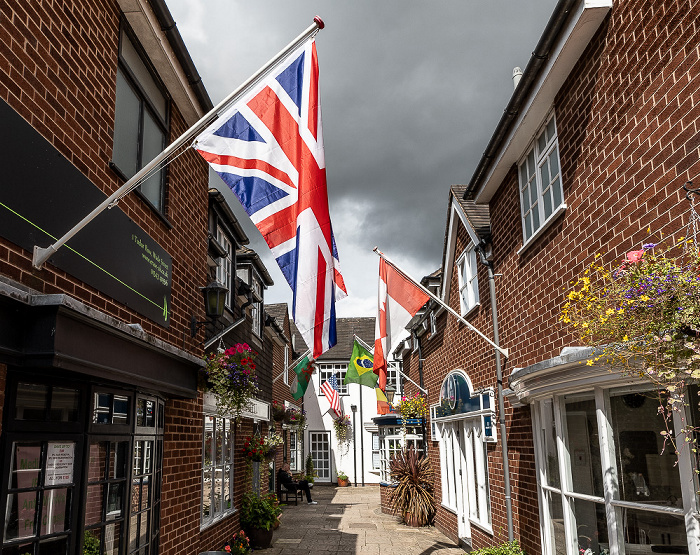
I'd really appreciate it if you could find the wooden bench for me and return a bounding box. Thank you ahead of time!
[276,478,303,505]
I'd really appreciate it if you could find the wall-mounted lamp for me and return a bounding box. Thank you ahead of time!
[191,281,228,337]
[385,385,396,405]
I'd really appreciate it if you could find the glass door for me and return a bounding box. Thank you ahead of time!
[309,432,331,482]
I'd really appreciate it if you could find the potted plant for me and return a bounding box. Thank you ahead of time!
[333,414,351,444]
[271,400,287,422]
[200,343,258,420]
[388,446,436,527]
[263,432,284,461]
[224,530,251,554]
[337,470,349,487]
[240,492,282,549]
[304,453,315,484]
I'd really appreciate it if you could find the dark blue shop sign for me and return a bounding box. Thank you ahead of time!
[0,99,171,327]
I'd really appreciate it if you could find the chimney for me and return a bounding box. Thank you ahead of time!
[512,67,523,90]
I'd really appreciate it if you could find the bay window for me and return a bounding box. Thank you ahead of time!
[201,414,235,528]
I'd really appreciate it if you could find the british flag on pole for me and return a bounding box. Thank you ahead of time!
[194,38,346,357]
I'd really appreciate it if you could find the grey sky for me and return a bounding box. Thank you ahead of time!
[167,1,556,317]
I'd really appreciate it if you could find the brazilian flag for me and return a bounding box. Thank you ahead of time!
[344,338,378,388]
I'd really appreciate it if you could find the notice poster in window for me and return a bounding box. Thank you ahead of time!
[45,442,75,486]
[372,452,381,470]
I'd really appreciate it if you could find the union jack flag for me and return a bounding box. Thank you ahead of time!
[320,373,341,416]
[194,38,346,357]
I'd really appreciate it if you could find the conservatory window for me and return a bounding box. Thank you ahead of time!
[532,387,700,555]
[377,425,424,483]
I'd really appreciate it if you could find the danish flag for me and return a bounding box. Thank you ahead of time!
[195,38,346,357]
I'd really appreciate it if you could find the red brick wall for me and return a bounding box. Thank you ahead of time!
[414,1,700,552]
[0,0,209,352]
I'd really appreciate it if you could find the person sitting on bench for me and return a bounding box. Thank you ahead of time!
[277,463,317,505]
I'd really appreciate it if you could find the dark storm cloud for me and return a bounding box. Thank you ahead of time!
[167,1,557,315]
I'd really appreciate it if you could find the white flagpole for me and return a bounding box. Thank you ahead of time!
[353,334,374,353]
[272,348,312,384]
[373,247,509,358]
[33,17,326,269]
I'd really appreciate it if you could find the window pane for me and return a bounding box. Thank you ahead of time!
[16,383,48,420]
[611,393,683,507]
[545,491,566,555]
[38,535,68,554]
[547,117,556,144]
[204,417,214,467]
[216,418,224,465]
[107,483,123,517]
[531,201,540,231]
[139,109,165,210]
[105,520,122,555]
[570,498,607,555]
[111,442,129,480]
[87,442,107,483]
[622,508,687,553]
[202,468,212,518]
[552,176,562,208]
[527,151,536,178]
[524,212,532,239]
[113,69,140,177]
[120,30,166,121]
[5,491,39,539]
[529,179,538,207]
[50,388,79,422]
[85,484,103,526]
[40,488,70,535]
[11,444,42,489]
[543,183,553,219]
[520,163,528,188]
[565,398,603,497]
[537,130,547,154]
[540,400,560,489]
[113,396,129,424]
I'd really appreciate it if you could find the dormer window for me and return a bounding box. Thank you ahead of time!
[457,245,479,315]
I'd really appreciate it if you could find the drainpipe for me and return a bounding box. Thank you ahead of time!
[476,241,513,542]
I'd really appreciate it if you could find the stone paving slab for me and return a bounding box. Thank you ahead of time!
[256,485,465,554]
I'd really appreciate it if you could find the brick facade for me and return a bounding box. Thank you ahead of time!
[399,1,700,552]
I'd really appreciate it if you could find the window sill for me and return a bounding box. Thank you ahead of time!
[200,508,238,532]
[517,204,567,256]
[441,503,458,515]
[460,302,480,319]
[469,518,493,536]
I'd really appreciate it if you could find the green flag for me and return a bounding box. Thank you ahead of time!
[290,354,314,400]
[344,338,378,388]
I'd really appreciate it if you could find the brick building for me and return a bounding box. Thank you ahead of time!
[391,1,700,555]
[0,1,293,553]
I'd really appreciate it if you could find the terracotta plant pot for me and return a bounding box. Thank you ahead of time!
[337,478,349,487]
[403,512,424,527]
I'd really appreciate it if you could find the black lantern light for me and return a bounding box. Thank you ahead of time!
[191,281,228,337]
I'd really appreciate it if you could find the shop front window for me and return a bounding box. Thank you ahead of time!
[533,386,699,555]
[201,414,235,528]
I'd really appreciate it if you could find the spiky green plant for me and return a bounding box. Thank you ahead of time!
[388,446,435,526]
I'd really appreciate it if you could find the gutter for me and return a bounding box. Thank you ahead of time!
[464,0,577,200]
[149,0,214,112]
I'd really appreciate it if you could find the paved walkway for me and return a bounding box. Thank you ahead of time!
[261,484,466,554]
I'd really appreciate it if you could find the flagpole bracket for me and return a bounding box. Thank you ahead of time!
[33,245,55,270]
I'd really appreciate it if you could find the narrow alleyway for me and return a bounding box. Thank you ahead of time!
[261,485,466,554]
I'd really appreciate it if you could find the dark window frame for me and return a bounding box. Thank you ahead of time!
[111,20,171,218]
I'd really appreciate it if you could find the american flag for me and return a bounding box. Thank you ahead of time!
[320,374,341,416]
[194,38,346,357]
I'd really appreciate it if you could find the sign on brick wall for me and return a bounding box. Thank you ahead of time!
[0,99,171,326]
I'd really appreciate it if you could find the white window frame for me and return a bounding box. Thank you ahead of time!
[215,225,233,307]
[532,385,700,555]
[289,430,301,472]
[201,412,235,529]
[318,363,348,395]
[377,424,425,483]
[518,112,565,250]
[386,361,402,395]
[251,278,262,338]
[371,432,381,470]
[457,245,479,316]
[283,345,290,385]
